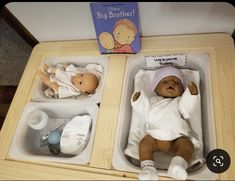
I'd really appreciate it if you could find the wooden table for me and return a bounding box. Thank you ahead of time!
[0,33,234,180]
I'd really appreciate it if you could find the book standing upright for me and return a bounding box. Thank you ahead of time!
[90,2,140,54]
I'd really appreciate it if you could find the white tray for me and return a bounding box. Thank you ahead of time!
[9,101,99,165]
[32,55,108,103]
[112,53,217,180]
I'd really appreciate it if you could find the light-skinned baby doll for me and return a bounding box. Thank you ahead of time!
[131,66,199,180]
[37,63,99,99]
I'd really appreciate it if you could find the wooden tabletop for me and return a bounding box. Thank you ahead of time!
[0,33,234,180]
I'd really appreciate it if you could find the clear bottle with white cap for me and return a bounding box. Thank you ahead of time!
[26,110,49,130]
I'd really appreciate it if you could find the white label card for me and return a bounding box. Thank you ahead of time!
[145,54,187,68]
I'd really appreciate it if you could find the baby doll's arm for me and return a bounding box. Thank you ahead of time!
[187,81,198,95]
[133,92,141,101]
[37,71,60,91]
[178,81,199,119]
[131,90,150,115]
[44,64,68,74]
[64,64,82,73]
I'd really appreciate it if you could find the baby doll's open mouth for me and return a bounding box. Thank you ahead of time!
[167,86,175,90]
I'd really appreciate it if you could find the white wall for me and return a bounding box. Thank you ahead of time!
[6,2,235,42]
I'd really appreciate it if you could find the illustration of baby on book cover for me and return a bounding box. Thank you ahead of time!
[90,2,140,54]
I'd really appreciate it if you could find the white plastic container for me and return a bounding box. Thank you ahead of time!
[112,53,218,180]
[26,110,49,130]
[32,55,108,103]
[9,101,99,165]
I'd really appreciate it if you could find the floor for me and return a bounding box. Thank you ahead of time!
[0,15,32,129]
[0,18,32,85]
[0,86,17,129]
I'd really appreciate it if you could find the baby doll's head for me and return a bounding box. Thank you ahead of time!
[71,73,99,94]
[99,32,115,50]
[151,66,185,98]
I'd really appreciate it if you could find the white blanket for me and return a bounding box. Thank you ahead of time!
[124,68,205,171]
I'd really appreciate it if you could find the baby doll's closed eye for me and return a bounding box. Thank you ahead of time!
[162,79,180,84]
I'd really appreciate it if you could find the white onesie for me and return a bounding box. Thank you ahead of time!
[124,87,199,160]
[44,64,103,99]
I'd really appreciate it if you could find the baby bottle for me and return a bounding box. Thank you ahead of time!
[26,110,49,130]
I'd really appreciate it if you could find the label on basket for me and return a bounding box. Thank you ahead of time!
[145,54,187,68]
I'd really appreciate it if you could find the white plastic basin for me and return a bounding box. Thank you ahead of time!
[112,53,217,180]
[32,55,108,103]
[9,101,98,165]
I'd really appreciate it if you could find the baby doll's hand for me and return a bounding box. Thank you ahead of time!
[62,64,69,70]
[133,92,141,101]
[187,81,198,95]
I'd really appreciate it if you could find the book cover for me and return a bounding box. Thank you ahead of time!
[90,2,140,54]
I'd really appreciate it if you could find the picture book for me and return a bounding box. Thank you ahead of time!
[90,2,140,54]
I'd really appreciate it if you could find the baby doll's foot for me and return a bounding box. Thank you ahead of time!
[167,156,188,180]
[138,166,159,180]
[168,164,187,180]
[44,64,50,73]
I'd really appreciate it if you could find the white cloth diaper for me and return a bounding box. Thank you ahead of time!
[60,115,92,155]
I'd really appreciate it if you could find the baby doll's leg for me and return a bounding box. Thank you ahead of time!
[37,71,50,85]
[170,136,194,163]
[138,135,163,180]
[139,135,156,161]
[37,71,59,91]
[167,137,194,180]
[139,135,173,161]
[44,64,50,73]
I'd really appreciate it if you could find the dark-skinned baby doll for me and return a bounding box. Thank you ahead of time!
[131,66,199,180]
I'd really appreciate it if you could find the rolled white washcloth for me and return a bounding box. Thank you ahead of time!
[60,115,92,155]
